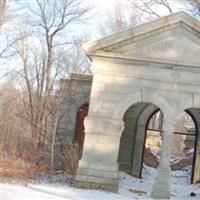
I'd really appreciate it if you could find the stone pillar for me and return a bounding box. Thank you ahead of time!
[152,122,174,199]
[131,124,146,177]
[74,116,124,192]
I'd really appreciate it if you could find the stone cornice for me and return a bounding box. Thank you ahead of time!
[83,12,200,53]
[71,73,92,82]
[89,52,200,73]
[60,73,93,83]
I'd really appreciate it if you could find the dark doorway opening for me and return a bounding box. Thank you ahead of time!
[73,103,89,151]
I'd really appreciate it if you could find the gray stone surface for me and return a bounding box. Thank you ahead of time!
[118,103,147,174]
[57,74,92,151]
[58,12,200,199]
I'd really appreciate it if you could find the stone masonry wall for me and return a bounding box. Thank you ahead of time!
[57,74,92,152]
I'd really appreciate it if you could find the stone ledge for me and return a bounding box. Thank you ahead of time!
[74,175,118,192]
[77,165,119,178]
[71,73,93,82]
[74,165,119,192]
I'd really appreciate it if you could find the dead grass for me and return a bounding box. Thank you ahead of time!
[0,141,50,182]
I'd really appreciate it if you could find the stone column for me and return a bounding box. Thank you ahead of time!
[152,122,174,199]
[74,116,124,192]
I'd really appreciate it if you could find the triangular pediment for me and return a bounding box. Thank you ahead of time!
[84,12,200,65]
[118,31,200,64]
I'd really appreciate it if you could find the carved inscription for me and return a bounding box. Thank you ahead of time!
[128,36,200,63]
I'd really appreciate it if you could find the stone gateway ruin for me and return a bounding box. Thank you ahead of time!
[58,12,200,199]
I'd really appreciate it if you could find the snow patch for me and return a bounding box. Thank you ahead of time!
[1,166,200,200]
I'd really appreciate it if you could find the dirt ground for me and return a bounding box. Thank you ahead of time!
[143,147,194,170]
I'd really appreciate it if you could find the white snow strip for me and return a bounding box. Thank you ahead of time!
[0,166,199,200]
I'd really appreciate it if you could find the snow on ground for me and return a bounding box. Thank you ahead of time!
[1,166,200,200]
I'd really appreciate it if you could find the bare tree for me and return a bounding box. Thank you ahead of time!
[0,0,7,28]
[130,0,200,21]
[14,0,90,177]
[98,0,200,39]
[0,82,21,149]
[0,0,26,62]
[130,0,173,19]
[187,0,200,16]
[98,1,137,36]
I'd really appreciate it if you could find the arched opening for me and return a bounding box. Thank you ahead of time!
[171,109,198,184]
[142,109,162,173]
[143,109,198,184]
[118,102,199,185]
[186,109,200,184]
[118,102,160,177]
[73,103,89,152]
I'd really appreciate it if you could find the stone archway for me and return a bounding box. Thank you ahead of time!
[133,106,200,184]
[131,104,159,178]
[184,108,200,184]
[57,74,91,150]
[118,104,200,184]
[118,102,159,177]
[74,12,200,199]
[118,102,148,174]
[75,89,174,194]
